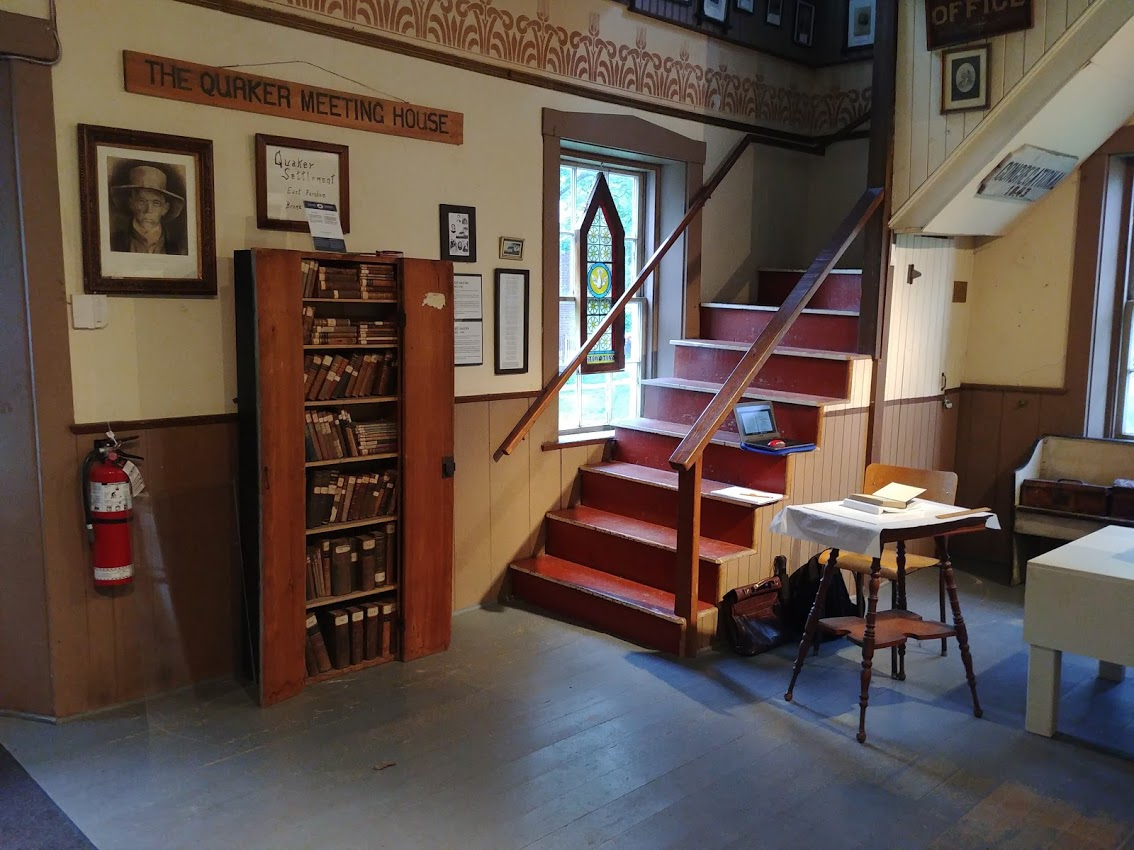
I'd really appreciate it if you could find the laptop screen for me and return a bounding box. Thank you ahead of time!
[734,401,778,440]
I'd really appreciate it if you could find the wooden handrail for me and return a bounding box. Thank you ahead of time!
[668,187,884,473]
[492,132,759,462]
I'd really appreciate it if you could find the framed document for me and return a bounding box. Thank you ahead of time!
[454,320,483,367]
[494,269,529,375]
[255,134,349,233]
[453,273,483,320]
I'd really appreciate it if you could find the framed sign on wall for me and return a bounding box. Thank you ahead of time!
[255,134,350,233]
[925,0,1032,49]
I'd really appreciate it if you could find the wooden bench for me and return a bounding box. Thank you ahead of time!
[1012,435,1134,584]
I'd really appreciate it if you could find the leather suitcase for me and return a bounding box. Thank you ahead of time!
[1108,486,1134,519]
[1020,478,1109,515]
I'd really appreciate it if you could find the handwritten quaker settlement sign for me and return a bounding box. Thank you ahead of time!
[924,0,1033,50]
[122,52,463,145]
[978,145,1078,203]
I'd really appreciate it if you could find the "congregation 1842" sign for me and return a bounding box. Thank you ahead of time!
[123,51,463,146]
[924,0,1033,50]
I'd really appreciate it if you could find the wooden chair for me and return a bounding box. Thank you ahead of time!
[817,463,958,679]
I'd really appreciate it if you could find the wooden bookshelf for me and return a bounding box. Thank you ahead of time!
[306,584,398,610]
[235,249,454,707]
[305,654,394,684]
[305,453,398,468]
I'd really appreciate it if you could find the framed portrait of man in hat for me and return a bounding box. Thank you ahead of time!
[78,125,216,296]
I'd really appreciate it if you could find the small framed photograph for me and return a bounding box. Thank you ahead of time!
[701,0,728,23]
[766,0,783,25]
[845,0,875,49]
[255,134,349,233]
[499,237,524,261]
[736,0,755,12]
[78,124,216,296]
[793,0,815,46]
[439,204,477,263]
[941,45,989,113]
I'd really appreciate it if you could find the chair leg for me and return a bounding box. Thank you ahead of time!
[939,566,948,657]
[855,572,865,618]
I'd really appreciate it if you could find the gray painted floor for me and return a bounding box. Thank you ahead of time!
[2,569,1133,850]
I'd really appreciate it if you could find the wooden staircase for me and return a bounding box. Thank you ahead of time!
[508,268,871,653]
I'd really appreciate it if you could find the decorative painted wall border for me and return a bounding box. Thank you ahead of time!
[225,0,871,136]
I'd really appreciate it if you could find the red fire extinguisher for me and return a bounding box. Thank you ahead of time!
[82,435,142,588]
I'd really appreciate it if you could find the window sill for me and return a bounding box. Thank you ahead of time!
[542,430,615,452]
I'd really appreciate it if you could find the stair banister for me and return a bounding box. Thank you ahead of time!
[492,132,759,463]
[669,187,884,656]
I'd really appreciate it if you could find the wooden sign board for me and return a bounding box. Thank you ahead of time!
[122,51,463,146]
[925,0,1033,49]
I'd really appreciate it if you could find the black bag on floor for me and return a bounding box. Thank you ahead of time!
[778,550,857,639]
[720,556,788,656]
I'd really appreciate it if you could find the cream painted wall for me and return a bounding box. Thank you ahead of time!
[49,0,755,421]
[1,0,49,16]
[964,172,1079,387]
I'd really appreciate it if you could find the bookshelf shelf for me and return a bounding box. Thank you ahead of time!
[305,453,398,468]
[306,584,399,610]
[305,653,394,684]
[303,297,397,304]
[304,396,398,408]
[236,248,454,707]
[304,344,398,350]
[306,515,398,536]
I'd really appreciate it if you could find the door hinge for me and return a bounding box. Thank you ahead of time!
[442,456,456,478]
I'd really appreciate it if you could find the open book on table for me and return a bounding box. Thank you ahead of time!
[841,482,926,515]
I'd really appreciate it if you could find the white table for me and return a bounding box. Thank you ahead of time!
[1023,525,1134,737]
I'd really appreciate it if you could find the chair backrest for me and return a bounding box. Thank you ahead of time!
[863,463,958,506]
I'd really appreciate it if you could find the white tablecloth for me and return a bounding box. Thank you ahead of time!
[770,500,1000,557]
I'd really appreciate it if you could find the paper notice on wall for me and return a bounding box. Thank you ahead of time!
[303,201,346,251]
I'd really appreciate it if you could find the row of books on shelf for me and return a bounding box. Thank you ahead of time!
[304,351,396,401]
[306,528,395,601]
[307,469,398,528]
[305,601,397,675]
[301,259,397,299]
[303,311,399,345]
[305,411,396,461]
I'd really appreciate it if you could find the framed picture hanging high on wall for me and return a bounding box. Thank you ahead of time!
[701,0,728,23]
[766,0,783,26]
[78,124,216,296]
[845,0,876,49]
[439,204,477,263]
[793,0,815,46]
[941,45,989,113]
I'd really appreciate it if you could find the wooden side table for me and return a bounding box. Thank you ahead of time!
[771,502,998,743]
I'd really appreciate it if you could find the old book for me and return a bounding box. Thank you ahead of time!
[305,637,318,677]
[306,613,332,674]
[358,534,377,590]
[383,522,396,581]
[363,602,380,660]
[342,353,365,397]
[323,608,351,669]
[377,351,396,395]
[347,606,365,666]
[320,539,332,597]
[379,600,397,658]
[372,527,388,586]
[317,355,349,401]
[328,474,346,524]
[305,548,317,600]
[306,354,332,401]
[354,352,377,397]
[330,537,353,596]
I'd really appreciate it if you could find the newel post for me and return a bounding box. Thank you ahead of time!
[675,461,702,657]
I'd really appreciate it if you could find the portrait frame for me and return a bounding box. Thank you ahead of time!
[499,237,525,261]
[439,203,477,263]
[78,124,216,296]
[765,0,783,25]
[700,0,729,24]
[845,0,876,50]
[941,45,989,114]
[736,0,755,12]
[255,134,350,233]
[793,0,815,46]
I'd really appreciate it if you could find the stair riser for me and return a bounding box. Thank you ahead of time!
[672,346,850,400]
[700,307,857,352]
[510,569,683,654]
[613,427,788,493]
[756,271,862,312]
[580,470,756,548]
[546,520,720,604]
[641,386,821,444]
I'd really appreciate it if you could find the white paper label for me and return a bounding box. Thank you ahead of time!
[121,460,146,497]
[90,481,132,513]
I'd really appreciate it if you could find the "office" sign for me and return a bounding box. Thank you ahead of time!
[924,0,1033,50]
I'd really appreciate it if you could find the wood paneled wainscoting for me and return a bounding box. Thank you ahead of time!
[61,417,243,716]
[950,384,1081,571]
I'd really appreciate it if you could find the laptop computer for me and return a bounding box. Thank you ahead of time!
[733,400,815,455]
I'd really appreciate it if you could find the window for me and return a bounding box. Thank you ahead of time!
[558,159,648,432]
[1109,159,1134,437]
